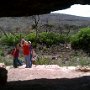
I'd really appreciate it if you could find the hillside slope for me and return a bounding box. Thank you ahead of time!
[0,14,90,32]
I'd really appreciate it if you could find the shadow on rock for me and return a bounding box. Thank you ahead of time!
[0,67,8,87]
[1,76,90,90]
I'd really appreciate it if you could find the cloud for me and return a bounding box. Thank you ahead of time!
[51,4,90,17]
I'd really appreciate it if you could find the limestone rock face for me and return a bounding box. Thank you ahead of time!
[0,0,90,17]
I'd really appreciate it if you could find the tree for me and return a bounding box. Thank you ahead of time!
[31,15,40,47]
[41,17,54,32]
[64,24,71,36]
[58,18,63,35]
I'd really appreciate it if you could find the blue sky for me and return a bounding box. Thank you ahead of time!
[51,4,90,17]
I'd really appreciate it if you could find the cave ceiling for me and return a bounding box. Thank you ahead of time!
[0,0,90,17]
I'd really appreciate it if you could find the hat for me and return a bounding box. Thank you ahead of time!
[28,41,31,44]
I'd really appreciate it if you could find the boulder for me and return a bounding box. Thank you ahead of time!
[0,67,8,86]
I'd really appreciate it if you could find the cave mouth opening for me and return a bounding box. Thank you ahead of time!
[51,4,90,18]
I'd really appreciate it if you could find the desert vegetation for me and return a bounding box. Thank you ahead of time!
[0,14,90,67]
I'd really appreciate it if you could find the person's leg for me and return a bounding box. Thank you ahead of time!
[16,57,22,66]
[25,55,32,68]
[13,58,17,68]
[30,54,32,67]
[27,55,31,68]
[25,56,28,68]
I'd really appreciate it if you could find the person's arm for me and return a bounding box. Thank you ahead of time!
[20,41,23,47]
[32,49,36,57]
[11,48,16,56]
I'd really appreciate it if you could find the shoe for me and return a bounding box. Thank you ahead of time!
[25,66,32,68]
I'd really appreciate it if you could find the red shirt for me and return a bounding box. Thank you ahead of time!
[22,42,30,55]
[11,48,19,58]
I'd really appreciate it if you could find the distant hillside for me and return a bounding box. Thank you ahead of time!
[0,13,90,33]
[40,13,90,26]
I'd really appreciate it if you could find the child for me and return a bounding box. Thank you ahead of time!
[28,41,36,65]
[11,43,22,68]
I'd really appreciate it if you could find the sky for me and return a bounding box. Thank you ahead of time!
[51,4,90,17]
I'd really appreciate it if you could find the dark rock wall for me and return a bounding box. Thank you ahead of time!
[0,67,8,86]
[0,0,90,17]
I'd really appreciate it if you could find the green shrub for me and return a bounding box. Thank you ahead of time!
[25,32,36,42]
[38,32,65,47]
[35,56,51,65]
[0,50,4,56]
[0,33,23,46]
[25,32,66,47]
[0,32,67,48]
[25,32,36,47]
[70,27,90,53]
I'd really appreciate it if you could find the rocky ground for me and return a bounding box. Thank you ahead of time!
[7,65,90,81]
[1,65,90,90]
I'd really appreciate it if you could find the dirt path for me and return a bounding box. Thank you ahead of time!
[7,65,90,81]
[0,65,89,90]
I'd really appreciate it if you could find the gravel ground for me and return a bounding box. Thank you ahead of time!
[7,65,90,81]
[1,65,90,90]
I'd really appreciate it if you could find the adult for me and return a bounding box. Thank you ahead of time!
[21,39,31,68]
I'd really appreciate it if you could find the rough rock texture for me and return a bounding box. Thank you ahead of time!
[0,67,8,86]
[0,0,90,17]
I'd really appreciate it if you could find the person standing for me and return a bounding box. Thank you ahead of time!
[11,43,22,68]
[21,39,31,68]
[28,41,33,66]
